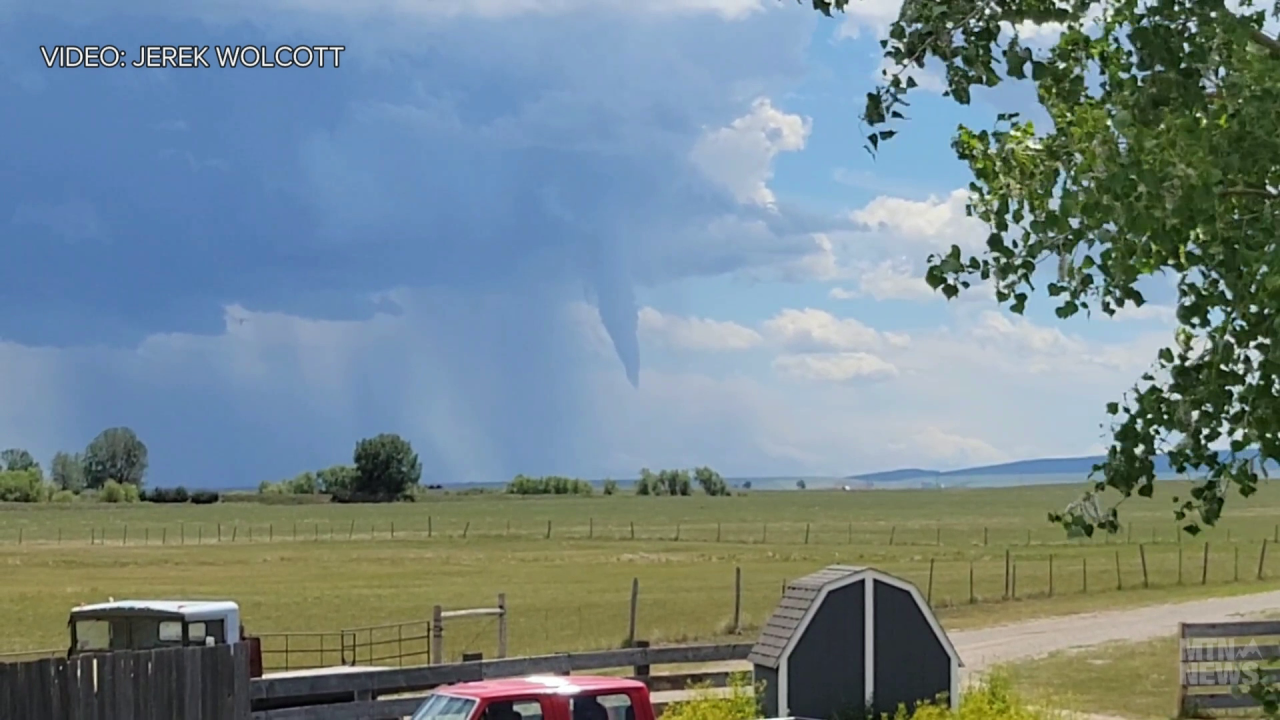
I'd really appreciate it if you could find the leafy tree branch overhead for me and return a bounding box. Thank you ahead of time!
[806,0,1280,535]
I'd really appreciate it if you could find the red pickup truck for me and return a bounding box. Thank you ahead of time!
[409,676,655,720]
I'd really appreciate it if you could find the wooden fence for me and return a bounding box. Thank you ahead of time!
[251,640,753,720]
[1177,619,1280,717]
[0,642,253,719]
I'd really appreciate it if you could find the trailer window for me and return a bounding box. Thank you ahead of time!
[159,621,184,643]
[411,694,477,720]
[74,620,111,652]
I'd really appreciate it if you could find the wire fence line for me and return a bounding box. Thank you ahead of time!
[4,544,1277,662]
[0,517,1274,549]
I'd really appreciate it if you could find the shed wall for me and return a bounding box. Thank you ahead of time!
[753,665,780,716]
[787,579,865,719]
[872,583,950,716]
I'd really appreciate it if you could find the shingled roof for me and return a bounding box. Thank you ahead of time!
[747,564,867,668]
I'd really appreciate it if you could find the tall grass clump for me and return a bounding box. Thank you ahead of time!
[661,673,760,720]
[894,674,1065,720]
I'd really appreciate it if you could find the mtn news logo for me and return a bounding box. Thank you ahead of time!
[1183,639,1265,687]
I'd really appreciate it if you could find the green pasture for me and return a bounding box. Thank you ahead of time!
[4,482,1280,667]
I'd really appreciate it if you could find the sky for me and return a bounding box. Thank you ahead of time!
[0,0,1184,487]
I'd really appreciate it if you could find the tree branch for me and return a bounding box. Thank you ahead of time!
[1251,28,1280,56]
[1220,186,1280,199]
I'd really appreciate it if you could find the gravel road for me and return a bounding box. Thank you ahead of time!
[951,589,1280,678]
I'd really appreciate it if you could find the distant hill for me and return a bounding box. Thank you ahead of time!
[848,451,1271,483]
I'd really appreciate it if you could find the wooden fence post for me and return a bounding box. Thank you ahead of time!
[674,524,680,542]
[217,523,222,543]
[847,523,852,545]
[589,518,594,539]
[1004,549,1011,599]
[348,519,355,540]
[1048,554,1054,597]
[631,521,635,540]
[733,567,742,634]
[1115,550,1122,590]
[231,525,238,543]
[968,562,975,604]
[889,526,896,545]
[1179,546,1184,584]
[633,639,651,678]
[983,527,988,546]
[431,605,444,664]
[546,520,552,539]
[804,523,810,545]
[1012,562,1018,599]
[497,594,508,658]
[1140,544,1149,588]
[627,578,640,647]
[123,525,128,546]
[1083,556,1088,593]
[1202,542,1211,585]
[463,522,470,539]
[1177,622,1188,717]
[927,558,935,604]
[428,516,433,538]
[1260,539,1269,580]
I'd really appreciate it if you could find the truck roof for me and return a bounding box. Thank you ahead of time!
[70,600,240,621]
[439,675,648,700]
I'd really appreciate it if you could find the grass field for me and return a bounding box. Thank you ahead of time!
[1003,635,1179,719]
[5,481,1280,668]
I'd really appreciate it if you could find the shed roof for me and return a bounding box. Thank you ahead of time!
[747,565,866,668]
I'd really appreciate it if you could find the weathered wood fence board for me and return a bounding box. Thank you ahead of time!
[0,643,252,720]
[1178,619,1280,717]
[252,641,754,720]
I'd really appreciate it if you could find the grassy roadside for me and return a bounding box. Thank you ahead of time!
[1001,635,1178,720]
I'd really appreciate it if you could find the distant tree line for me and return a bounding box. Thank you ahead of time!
[1,426,737,505]
[257,433,421,503]
[502,467,732,497]
[0,427,151,503]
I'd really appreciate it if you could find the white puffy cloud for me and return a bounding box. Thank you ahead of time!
[834,0,902,39]
[637,306,763,351]
[850,189,987,252]
[761,308,898,352]
[773,352,898,382]
[829,259,936,302]
[690,97,811,207]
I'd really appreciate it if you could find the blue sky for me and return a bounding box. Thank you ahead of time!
[0,0,1181,487]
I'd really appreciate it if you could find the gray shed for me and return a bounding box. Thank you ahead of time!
[749,565,961,719]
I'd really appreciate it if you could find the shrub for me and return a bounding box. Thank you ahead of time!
[50,489,77,503]
[602,479,618,495]
[886,673,1062,720]
[144,486,190,503]
[505,474,594,495]
[0,470,52,502]
[100,480,140,503]
[660,672,759,720]
[189,490,221,505]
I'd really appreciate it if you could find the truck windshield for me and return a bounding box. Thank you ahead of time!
[411,694,477,720]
